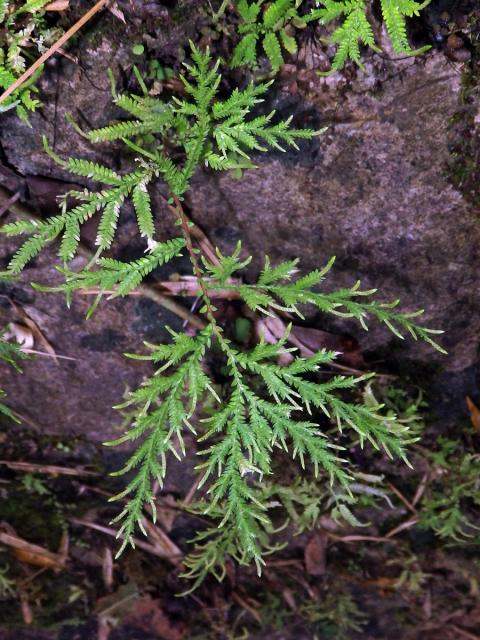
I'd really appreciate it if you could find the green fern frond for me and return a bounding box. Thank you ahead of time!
[96,199,122,251]
[231,32,259,68]
[207,251,445,353]
[231,0,430,72]
[12,0,50,17]
[315,0,430,71]
[0,43,317,274]
[262,31,284,70]
[0,66,16,89]
[381,0,430,53]
[0,37,444,590]
[231,0,299,70]
[106,325,215,555]
[34,237,186,316]
[67,159,123,186]
[132,180,155,239]
[0,0,7,23]
[0,331,28,423]
[264,0,292,27]
[59,216,81,262]
[88,120,151,143]
[326,0,378,71]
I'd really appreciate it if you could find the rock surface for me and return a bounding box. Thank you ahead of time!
[1,2,480,441]
[190,54,479,373]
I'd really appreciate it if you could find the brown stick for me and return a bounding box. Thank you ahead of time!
[384,517,418,539]
[0,460,98,477]
[0,0,110,106]
[70,518,183,564]
[172,195,221,335]
[387,481,416,515]
[0,532,64,569]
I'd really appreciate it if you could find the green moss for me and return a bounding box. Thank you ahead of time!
[0,484,65,549]
[446,12,480,204]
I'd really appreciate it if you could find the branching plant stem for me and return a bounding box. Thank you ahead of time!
[172,194,222,338]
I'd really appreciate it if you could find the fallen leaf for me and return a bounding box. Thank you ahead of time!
[107,1,126,23]
[124,596,186,640]
[466,396,480,433]
[19,306,58,362]
[4,322,34,350]
[44,0,69,10]
[256,315,365,369]
[304,530,328,576]
[8,300,58,362]
[14,548,59,569]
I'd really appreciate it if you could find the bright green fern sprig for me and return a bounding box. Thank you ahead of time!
[206,248,446,353]
[1,43,317,275]
[105,325,215,555]
[318,0,379,71]
[231,0,431,73]
[232,0,317,71]
[33,237,186,318]
[419,438,480,541]
[314,0,431,72]
[0,331,28,422]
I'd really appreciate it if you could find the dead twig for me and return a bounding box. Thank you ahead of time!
[384,518,418,539]
[139,517,183,565]
[449,626,480,640]
[70,518,183,564]
[0,192,20,219]
[0,460,99,476]
[388,481,417,514]
[102,546,114,589]
[232,592,262,625]
[412,471,430,508]
[324,531,394,544]
[77,279,241,299]
[13,348,76,361]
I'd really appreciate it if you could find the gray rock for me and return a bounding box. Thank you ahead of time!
[1,1,479,442]
[188,54,480,376]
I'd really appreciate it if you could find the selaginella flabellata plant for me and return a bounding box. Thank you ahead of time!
[0,0,63,123]
[1,43,444,586]
[231,0,431,73]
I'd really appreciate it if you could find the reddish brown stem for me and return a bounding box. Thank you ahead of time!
[172,195,222,336]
